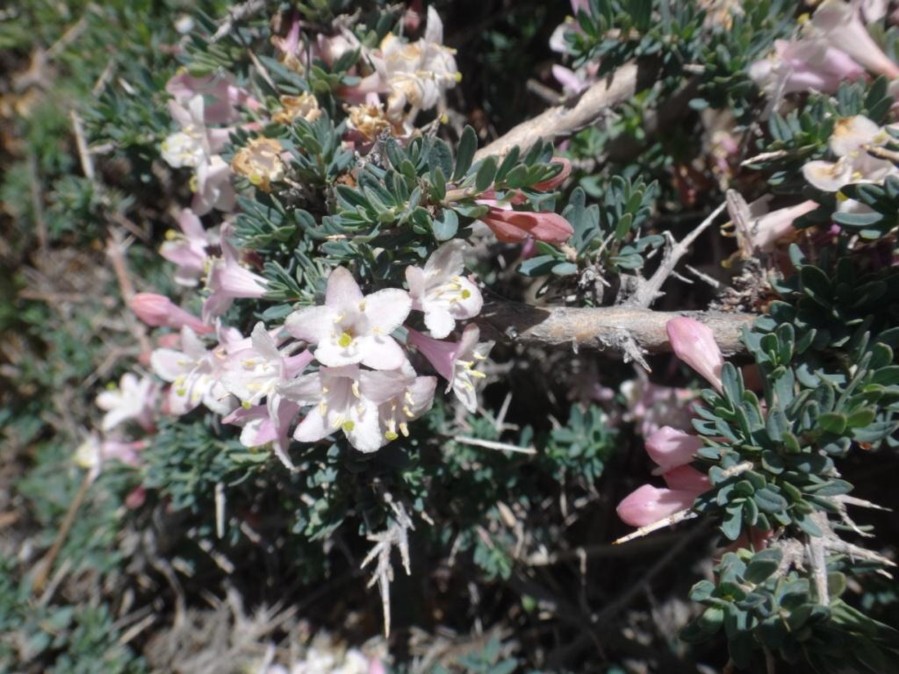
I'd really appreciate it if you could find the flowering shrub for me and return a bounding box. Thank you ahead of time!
[1,0,898,672]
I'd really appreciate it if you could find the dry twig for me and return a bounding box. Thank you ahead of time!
[361,498,415,637]
[623,201,729,308]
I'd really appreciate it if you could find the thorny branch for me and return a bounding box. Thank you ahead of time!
[477,302,754,366]
[624,201,730,309]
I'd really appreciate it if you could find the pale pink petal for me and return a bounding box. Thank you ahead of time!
[285,305,339,344]
[424,307,456,338]
[325,266,364,306]
[645,426,704,471]
[363,288,412,333]
[616,484,697,527]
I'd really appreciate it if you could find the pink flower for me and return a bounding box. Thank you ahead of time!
[645,426,704,472]
[666,317,724,392]
[95,373,159,432]
[223,399,302,469]
[812,0,899,80]
[166,71,256,126]
[281,365,383,452]
[616,484,698,528]
[407,325,492,413]
[405,240,483,338]
[131,293,212,334]
[159,209,216,287]
[202,224,268,321]
[150,327,237,416]
[285,267,411,371]
[361,362,436,443]
[480,207,573,244]
[749,39,865,96]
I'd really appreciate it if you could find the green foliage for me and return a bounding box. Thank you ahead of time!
[519,180,662,301]
[682,549,899,673]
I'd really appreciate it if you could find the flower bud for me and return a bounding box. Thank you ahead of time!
[666,317,724,392]
[616,484,697,528]
[532,158,572,192]
[481,207,573,244]
[130,293,212,333]
[662,465,710,492]
[645,426,703,471]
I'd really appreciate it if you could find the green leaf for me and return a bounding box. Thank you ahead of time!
[800,264,833,308]
[744,548,783,584]
[818,412,847,434]
[475,157,498,192]
[453,126,478,181]
[431,209,458,241]
[552,261,578,276]
[428,139,453,179]
[518,255,558,277]
[754,487,788,514]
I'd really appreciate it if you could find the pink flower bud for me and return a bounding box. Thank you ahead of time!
[532,158,572,192]
[481,207,573,244]
[130,293,213,334]
[645,426,703,471]
[616,484,697,528]
[666,317,724,392]
[662,465,710,492]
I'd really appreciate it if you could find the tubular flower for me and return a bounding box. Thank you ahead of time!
[130,292,212,334]
[407,324,492,413]
[812,0,899,80]
[202,224,268,322]
[480,207,574,244]
[281,365,383,452]
[360,362,437,444]
[150,326,237,416]
[159,208,217,287]
[95,372,159,432]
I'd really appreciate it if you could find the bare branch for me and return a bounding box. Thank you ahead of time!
[474,62,644,160]
[476,303,754,358]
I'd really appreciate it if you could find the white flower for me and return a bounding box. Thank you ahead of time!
[407,325,493,413]
[802,115,898,211]
[286,267,411,371]
[360,362,436,443]
[150,327,237,415]
[282,365,383,452]
[95,372,158,431]
[405,241,482,338]
[358,7,460,122]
